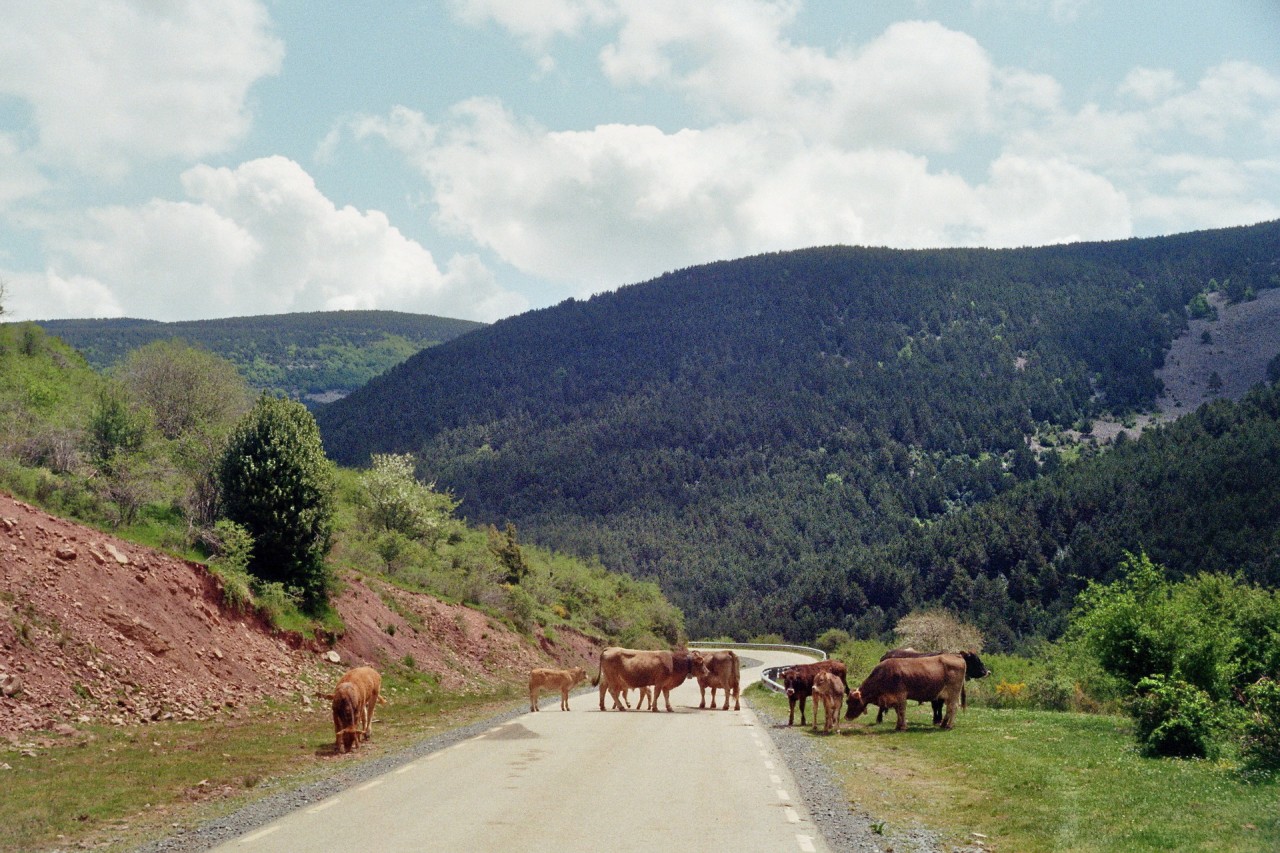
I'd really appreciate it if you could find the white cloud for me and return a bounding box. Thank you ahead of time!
[26,157,523,322]
[0,0,282,177]
[3,268,122,321]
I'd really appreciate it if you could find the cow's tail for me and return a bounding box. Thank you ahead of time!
[961,685,967,710]
[591,671,600,687]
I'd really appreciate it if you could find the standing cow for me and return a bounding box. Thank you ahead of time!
[595,647,709,712]
[874,648,990,724]
[846,654,967,731]
[324,666,385,753]
[528,666,588,711]
[811,670,845,733]
[780,660,851,726]
[696,649,741,711]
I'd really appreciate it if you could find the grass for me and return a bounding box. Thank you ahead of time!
[750,685,1279,852]
[0,672,523,852]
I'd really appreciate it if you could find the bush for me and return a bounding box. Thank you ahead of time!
[814,628,850,653]
[893,609,984,652]
[1131,675,1219,759]
[1239,678,1280,776]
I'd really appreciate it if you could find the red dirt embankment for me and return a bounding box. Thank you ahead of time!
[0,492,600,737]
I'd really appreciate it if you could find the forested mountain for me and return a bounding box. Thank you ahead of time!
[34,310,483,402]
[316,221,1280,643]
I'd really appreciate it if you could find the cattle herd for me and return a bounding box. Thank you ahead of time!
[323,645,989,753]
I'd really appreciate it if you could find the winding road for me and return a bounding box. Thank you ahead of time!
[211,648,831,853]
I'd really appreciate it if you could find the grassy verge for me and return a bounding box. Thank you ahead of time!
[0,673,522,852]
[750,685,1278,852]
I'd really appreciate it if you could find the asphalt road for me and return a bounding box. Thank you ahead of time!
[210,648,831,853]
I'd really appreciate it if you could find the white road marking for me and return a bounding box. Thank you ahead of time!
[306,799,340,814]
[797,834,816,852]
[237,826,279,845]
[776,788,791,802]
[770,774,782,785]
[785,807,800,824]
[764,760,775,770]
[357,780,383,792]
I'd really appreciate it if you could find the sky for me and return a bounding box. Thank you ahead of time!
[1,1,1278,325]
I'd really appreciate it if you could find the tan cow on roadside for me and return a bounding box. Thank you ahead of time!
[528,666,588,711]
[846,654,967,731]
[811,670,844,733]
[324,666,385,753]
[594,647,710,712]
[696,649,741,710]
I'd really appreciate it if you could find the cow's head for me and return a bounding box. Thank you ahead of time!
[961,651,990,680]
[570,666,588,685]
[688,650,711,680]
[845,689,868,720]
[781,669,806,698]
[331,684,361,753]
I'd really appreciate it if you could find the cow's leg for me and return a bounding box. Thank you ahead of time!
[732,686,740,711]
[800,696,808,727]
[561,686,570,711]
[875,705,886,724]
[599,679,609,711]
[894,701,908,731]
[699,684,707,709]
[932,699,944,725]
[787,697,796,726]
[530,686,538,712]
[941,694,958,729]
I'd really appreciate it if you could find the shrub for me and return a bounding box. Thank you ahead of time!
[815,628,851,653]
[1239,678,1280,777]
[893,609,984,652]
[1131,675,1219,759]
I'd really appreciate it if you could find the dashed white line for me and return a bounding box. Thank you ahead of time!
[306,799,339,814]
[776,788,791,802]
[237,826,280,845]
[764,760,775,770]
[785,807,801,824]
[797,834,816,852]
[770,774,782,786]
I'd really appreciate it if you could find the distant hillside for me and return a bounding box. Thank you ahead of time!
[316,221,1280,643]
[34,310,484,403]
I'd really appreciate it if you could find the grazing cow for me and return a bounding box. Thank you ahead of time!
[595,647,710,712]
[325,666,385,753]
[846,654,967,731]
[780,660,851,726]
[811,670,844,733]
[528,666,588,711]
[875,648,990,724]
[696,650,741,711]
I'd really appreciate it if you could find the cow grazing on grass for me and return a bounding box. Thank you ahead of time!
[780,660,851,726]
[874,648,990,724]
[811,670,845,733]
[595,647,709,712]
[697,650,741,711]
[528,666,588,711]
[847,654,967,731]
[324,666,385,753]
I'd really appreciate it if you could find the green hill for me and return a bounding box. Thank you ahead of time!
[316,220,1280,643]
[33,310,484,403]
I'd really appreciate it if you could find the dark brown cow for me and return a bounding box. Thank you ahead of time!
[874,648,990,723]
[324,665,385,753]
[528,666,588,711]
[595,647,710,712]
[696,649,741,710]
[780,660,850,726]
[846,654,967,730]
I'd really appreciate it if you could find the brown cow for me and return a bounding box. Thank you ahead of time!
[325,666,385,753]
[846,654,967,731]
[780,660,850,726]
[811,670,844,733]
[696,649,741,711]
[528,666,588,711]
[874,648,990,724]
[595,647,709,712]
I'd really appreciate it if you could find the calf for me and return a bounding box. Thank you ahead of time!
[324,666,385,753]
[780,660,850,726]
[528,666,588,711]
[875,648,990,724]
[696,650,741,711]
[847,654,967,731]
[811,670,844,734]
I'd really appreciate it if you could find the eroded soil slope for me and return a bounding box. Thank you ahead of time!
[0,492,599,737]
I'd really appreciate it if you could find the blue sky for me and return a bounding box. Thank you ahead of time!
[2,1,1278,323]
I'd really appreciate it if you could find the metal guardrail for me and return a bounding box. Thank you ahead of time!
[687,641,827,693]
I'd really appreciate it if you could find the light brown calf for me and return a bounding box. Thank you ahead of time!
[811,670,844,733]
[323,666,386,752]
[528,666,589,711]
